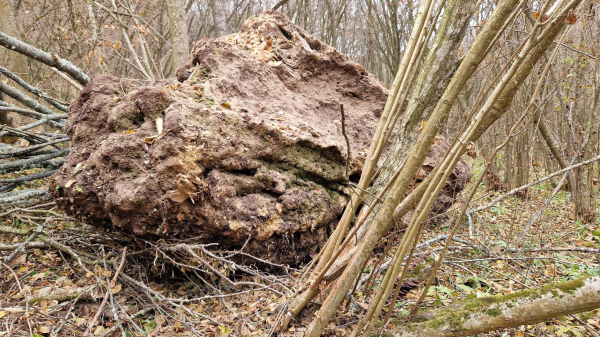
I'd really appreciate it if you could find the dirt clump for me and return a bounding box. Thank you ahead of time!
[411,135,472,222]
[51,11,470,265]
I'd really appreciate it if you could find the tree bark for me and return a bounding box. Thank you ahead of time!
[368,0,477,204]
[0,31,89,85]
[391,276,600,337]
[0,0,23,132]
[574,72,600,222]
[166,0,190,74]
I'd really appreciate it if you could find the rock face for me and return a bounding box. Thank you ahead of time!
[50,11,471,265]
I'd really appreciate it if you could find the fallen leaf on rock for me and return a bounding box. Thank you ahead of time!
[73,162,85,174]
[145,135,158,144]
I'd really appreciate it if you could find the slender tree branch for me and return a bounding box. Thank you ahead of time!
[0,31,90,85]
[0,65,69,112]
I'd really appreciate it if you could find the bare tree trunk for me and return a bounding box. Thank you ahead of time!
[515,120,530,198]
[574,73,600,222]
[368,0,478,201]
[391,276,600,337]
[0,0,28,82]
[0,0,23,131]
[166,0,190,74]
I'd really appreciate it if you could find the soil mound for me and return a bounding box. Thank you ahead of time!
[51,11,470,265]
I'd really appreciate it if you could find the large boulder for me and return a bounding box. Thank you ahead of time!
[50,11,470,265]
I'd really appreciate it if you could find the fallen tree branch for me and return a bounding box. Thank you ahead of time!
[0,241,48,251]
[0,137,69,158]
[390,276,600,337]
[3,218,49,263]
[473,152,600,214]
[0,106,67,127]
[0,31,90,85]
[0,190,52,208]
[0,80,58,116]
[21,285,98,306]
[49,67,84,91]
[0,149,68,173]
[0,65,69,112]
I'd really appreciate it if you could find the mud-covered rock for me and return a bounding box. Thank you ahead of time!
[50,11,470,265]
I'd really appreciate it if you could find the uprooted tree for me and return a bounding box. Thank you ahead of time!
[1,0,600,336]
[48,12,472,266]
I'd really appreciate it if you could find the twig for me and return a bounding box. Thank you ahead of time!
[3,217,50,263]
[444,256,554,264]
[514,159,572,243]
[52,287,94,337]
[102,247,127,337]
[85,247,128,336]
[508,246,600,254]
[1,261,33,335]
[340,104,351,180]
[0,65,69,111]
[98,308,153,337]
[49,67,84,91]
[473,152,600,213]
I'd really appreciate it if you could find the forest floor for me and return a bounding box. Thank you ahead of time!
[0,161,599,337]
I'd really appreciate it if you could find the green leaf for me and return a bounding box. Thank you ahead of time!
[455,284,474,292]
[437,285,453,295]
[143,321,157,333]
